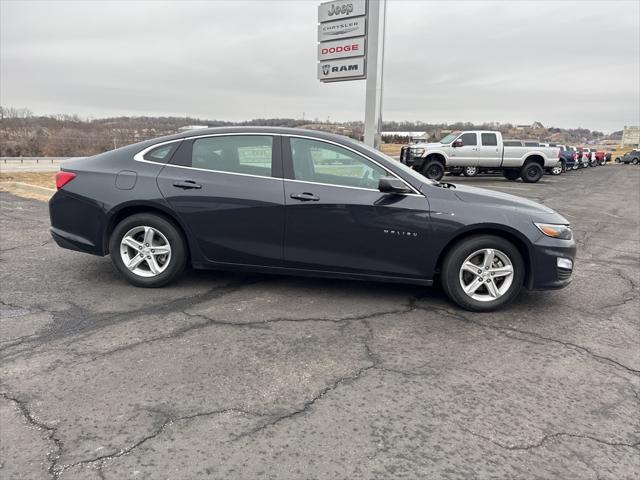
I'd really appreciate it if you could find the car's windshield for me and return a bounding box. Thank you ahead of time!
[438,132,460,144]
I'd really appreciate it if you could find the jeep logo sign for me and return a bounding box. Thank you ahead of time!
[317,37,365,61]
[317,57,366,81]
[318,0,366,23]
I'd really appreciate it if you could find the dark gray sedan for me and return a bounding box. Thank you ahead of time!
[49,127,575,311]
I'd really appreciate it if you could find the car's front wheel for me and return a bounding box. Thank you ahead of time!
[441,235,525,312]
[422,160,445,181]
[520,162,544,183]
[109,213,187,287]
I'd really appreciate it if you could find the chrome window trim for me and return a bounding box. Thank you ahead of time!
[284,178,423,196]
[132,132,421,195]
[133,139,184,163]
[285,134,421,195]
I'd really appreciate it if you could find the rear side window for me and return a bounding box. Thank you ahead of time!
[144,143,178,163]
[188,136,273,177]
[481,133,498,146]
[459,133,477,146]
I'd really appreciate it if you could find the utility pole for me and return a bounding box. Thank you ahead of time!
[363,0,387,149]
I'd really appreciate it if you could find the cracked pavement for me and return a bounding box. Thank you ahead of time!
[1,165,639,479]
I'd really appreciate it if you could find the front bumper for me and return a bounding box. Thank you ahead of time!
[528,236,576,290]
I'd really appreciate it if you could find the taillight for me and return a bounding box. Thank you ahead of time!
[55,171,76,190]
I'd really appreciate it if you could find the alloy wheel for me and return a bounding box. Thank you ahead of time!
[458,248,514,302]
[120,226,172,277]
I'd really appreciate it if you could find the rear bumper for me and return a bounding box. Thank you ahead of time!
[528,236,576,290]
[50,227,102,256]
[49,190,107,256]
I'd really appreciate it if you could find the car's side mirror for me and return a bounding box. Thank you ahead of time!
[378,177,411,194]
[453,139,464,148]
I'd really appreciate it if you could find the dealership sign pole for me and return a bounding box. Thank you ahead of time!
[317,0,386,148]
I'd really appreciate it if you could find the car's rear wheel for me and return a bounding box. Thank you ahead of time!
[633,158,639,165]
[422,160,445,181]
[109,213,187,287]
[503,169,520,181]
[441,235,524,312]
[463,166,478,177]
[520,162,543,183]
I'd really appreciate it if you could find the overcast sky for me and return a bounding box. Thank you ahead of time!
[1,0,638,132]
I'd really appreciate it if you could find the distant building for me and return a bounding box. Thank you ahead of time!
[177,125,209,133]
[621,126,640,147]
[515,121,545,130]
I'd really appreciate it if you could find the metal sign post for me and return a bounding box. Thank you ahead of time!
[363,0,386,148]
[317,0,386,148]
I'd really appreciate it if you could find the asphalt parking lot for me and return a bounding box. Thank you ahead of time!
[1,166,638,479]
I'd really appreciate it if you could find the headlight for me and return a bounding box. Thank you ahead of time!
[535,223,572,240]
[410,148,425,156]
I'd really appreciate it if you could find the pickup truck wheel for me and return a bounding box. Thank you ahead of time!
[441,235,524,312]
[503,170,520,181]
[463,166,478,177]
[550,162,563,175]
[615,157,620,163]
[520,163,544,183]
[423,160,445,181]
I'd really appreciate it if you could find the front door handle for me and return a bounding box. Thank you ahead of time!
[290,192,319,202]
[173,180,202,190]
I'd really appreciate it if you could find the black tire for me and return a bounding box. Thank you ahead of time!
[503,169,520,181]
[463,166,478,177]
[615,157,620,163]
[633,158,639,165]
[422,160,445,181]
[441,235,525,312]
[109,213,187,287]
[520,162,543,183]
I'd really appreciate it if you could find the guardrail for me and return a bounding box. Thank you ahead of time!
[1,157,81,164]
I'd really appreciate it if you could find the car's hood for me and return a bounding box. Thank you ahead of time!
[449,183,568,222]
[409,142,444,149]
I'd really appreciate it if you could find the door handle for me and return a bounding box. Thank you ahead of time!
[290,192,319,202]
[173,180,202,189]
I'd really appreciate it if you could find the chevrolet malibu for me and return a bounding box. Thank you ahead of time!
[49,127,575,311]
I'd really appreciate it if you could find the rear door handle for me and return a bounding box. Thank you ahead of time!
[290,192,319,202]
[173,180,202,189]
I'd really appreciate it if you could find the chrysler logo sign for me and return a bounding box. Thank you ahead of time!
[318,17,366,42]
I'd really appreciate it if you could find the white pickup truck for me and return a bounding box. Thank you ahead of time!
[399,131,560,183]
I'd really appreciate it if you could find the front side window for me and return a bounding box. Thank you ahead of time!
[289,138,387,190]
[190,136,273,176]
[481,133,498,146]
[144,143,178,163]
[439,132,460,144]
[459,133,477,146]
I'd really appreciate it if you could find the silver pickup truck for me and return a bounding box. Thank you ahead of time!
[400,130,560,183]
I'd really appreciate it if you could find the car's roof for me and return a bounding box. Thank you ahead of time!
[161,126,357,144]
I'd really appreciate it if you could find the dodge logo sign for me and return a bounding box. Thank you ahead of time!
[317,37,365,61]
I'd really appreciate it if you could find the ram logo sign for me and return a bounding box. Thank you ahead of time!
[317,57,365,82]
